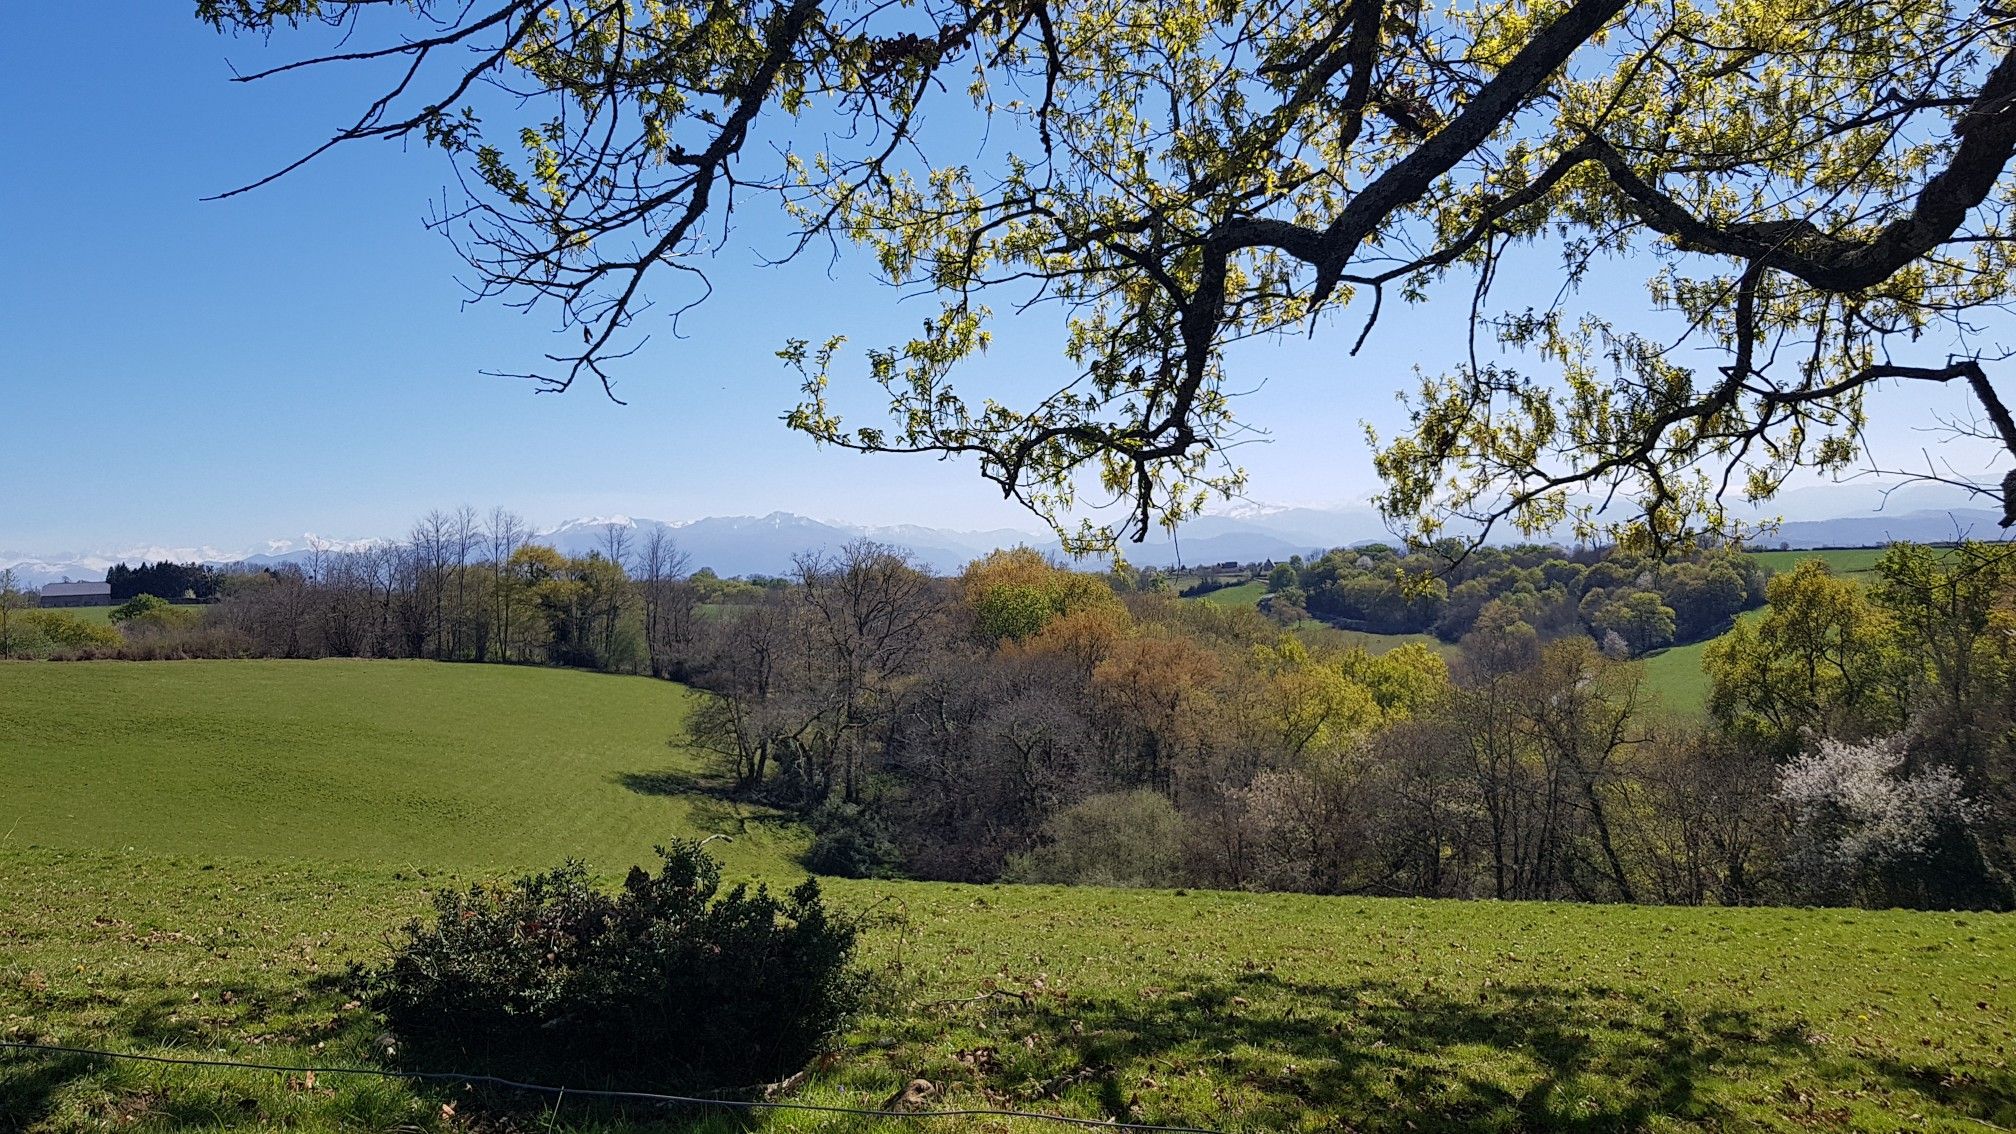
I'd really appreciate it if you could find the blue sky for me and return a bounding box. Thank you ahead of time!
[1,6,2001,557]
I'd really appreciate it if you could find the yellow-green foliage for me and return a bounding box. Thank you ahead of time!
[9,609,122,653]
[1245,637,1449,759]
[961,547,1123,640]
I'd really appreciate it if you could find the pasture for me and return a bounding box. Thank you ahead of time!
[1640,637,1713,717]
[4,654,2013,1133]
[1745,547,1888,578]
[0,659,795,877]
[34,605,120,624]
[1187,579,1268,607]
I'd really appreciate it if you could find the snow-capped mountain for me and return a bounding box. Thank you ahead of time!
[4,492,2008,588]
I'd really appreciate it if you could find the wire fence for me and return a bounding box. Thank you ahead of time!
[0,1040,1229,1133]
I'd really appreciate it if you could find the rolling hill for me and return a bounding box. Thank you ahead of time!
[2,659,2013,1132]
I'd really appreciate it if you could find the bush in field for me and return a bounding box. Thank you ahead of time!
[1006,790,1186,888]
[1778,736,2008,909]
[109,594,172,623]
[14,610,122,653]
[804,800,902,878]
[111,595,202,635]
[365,841,862,1093]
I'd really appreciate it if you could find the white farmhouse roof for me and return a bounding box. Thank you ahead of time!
[41,581,111,598]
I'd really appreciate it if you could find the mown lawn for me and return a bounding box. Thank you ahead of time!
[3,659,2013,1133]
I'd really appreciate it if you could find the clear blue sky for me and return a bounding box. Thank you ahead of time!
[1,6,1998,557]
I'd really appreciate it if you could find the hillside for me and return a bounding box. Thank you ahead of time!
[1180,546,1924,719]
[2,660,2013,1132]
[0,659,796,877]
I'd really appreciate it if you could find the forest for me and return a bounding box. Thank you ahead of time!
[8,510,2011,913]
[1267,542,1768,653]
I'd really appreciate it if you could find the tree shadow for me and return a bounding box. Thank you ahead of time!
[619,769,709,797]
[1867,1057,2016,1129]
[615,771,799,839]
[898,970,1844,1132]
[0,1049,94,1134]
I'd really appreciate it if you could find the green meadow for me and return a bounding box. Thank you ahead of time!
[1179,547,1909,719]
[4,647,2012,1132]
[1744,547,1889,578]
[1188,579,1269,607]
[0,660,794,877]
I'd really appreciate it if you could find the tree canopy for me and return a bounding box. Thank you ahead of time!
[200,0,2016,548]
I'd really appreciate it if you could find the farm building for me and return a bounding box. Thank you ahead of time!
[39,581,111,608]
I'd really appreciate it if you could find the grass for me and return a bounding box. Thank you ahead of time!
[1187,580,1269,607]
[0,659,796,878]
[1640,638,1713,717]
[35,605,119,624]
[1645,549,1901,717]
[5,845,2014,1133]
[1745,548,1889,578]
[5,658,2015,1133]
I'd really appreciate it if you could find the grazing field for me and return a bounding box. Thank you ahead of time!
[1640,638,1714,717]
[0,659,796,878]
[1644,549,1905,717]
[26,605,118,624]
[1187,579,1268,607]
[1745,547,1889,578]
[5,659,2014,1133]
[5,846,2014,1133]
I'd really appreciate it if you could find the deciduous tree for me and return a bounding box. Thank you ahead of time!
[202,0,2016,548]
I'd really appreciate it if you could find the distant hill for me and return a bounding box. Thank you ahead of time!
[1762,508,2008,548]
[6,500,2007,586]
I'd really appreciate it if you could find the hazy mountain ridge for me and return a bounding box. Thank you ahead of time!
[5,496,2007,588]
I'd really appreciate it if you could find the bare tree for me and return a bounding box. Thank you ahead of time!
[487,507,529,661]
[637,525,693,679]
[0,568,33,656]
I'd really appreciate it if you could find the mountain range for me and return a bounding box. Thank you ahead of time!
[5,490,2009,589]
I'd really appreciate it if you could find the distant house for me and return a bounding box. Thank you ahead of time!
[40,581,111,608]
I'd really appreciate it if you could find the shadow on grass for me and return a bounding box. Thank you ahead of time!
[1869,1058,2016,1130]
[619,769,711,797]
[616,770,799,840]
[0,1050,93,1134]
[888,971,1907,1132]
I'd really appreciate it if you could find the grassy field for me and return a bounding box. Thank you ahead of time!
[0,659,795,878]
[1641,549,1893,717]
[1640,638,1713,717]
[6,659,2015,1133]
[1187,579,1269,607]
[1744,547,1889,578]
[29,604,118,624]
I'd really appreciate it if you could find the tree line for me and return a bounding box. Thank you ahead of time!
[5,508,775,675]
[678,542,2014,910]
[1266,543,1770,656]
[14,513,2013,910]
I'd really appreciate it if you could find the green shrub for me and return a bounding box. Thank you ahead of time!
[364,841,861,1094]
[18,610,121,651]
[109,594,173,623]
[1006,790,1187,887]
[804,801,902,878]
